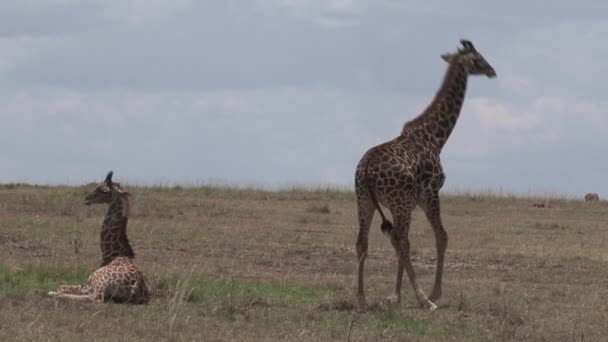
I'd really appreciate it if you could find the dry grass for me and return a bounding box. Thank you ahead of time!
[1,184,607,341]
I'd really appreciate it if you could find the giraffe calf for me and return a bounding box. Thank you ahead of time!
[49,171,150,304]
[49,257,150,303]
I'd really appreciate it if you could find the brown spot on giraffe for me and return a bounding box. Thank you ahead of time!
[49,171,151,304]
[354,39,496,311]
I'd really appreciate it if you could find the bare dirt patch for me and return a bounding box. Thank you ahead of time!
[0,233,51,258]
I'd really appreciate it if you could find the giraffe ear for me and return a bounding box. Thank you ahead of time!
[440,53,452,62]
[104,171,114,186]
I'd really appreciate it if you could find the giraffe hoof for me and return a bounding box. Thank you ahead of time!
[429,292,441,302]
[428,302,438,311]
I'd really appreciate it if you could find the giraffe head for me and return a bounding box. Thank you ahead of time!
[84,171,130,205]
[441,39,496,78]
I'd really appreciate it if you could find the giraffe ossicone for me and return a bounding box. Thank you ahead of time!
[354,39,496,311]
[49,171,151,304]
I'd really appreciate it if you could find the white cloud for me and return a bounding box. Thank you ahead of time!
[498,72,544,98]
[0,36,50,73]
[0,85,410,184]
[533,96,608,130]
[100,0,195,25]
[0,89,263,128]
[0,0,607,194]
[471,98,541,131]
[447,93,608,161]
[19,0,82,8]
[328,0,356,13]
[503,19,608,98]
[271,0,355,13]
[257,0,375,29]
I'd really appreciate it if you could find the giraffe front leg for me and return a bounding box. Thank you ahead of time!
[394,213,437,310]
[421,191,447,303]
[49,283,101,303]
[50,293,100,302]
[402,237,437,310]
[429,226,447,302]
[59,285,84,294]
[49,284,83,296]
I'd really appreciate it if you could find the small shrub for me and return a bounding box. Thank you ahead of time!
[530,222,567,231]
[456,291,469,312]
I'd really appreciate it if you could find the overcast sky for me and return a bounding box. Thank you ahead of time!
[0,1,606,195]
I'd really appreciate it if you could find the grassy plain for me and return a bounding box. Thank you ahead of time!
[1,184,607,341]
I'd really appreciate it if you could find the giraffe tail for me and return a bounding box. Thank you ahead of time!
[376,205,394,237]
[365,176,393,236]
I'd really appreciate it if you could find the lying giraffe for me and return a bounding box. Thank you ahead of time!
[49,171,150,304]
[355,40,496,310]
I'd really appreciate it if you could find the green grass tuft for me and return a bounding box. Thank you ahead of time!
[0,265,90,296]
[155,273,344,305]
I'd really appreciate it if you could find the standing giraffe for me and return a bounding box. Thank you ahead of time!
[355,40,496,310]
[49,171,150,304]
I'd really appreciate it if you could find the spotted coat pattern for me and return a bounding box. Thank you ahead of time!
[354,40,497,311]
[49,171,150,304]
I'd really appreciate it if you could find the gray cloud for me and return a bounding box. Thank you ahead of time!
[0,0,606,196]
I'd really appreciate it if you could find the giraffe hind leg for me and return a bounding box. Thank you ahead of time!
[49,284,101,302]
[49,292,102,302]
[103,276,150,304]
[48,284,84,297]
[56,285,84,294]
[355,190,375,311]
[49,285,100,302]
[386,211,411,305]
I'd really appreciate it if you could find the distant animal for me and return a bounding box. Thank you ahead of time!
[532,199,550,208]
[584,193,600,202]
[48,171,150,304]
[354,39,496,311]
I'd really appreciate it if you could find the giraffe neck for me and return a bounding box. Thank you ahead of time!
[402,60,468,150]
[100,196,134,266]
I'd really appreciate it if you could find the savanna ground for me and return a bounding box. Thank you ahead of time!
[0,184,607,341]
